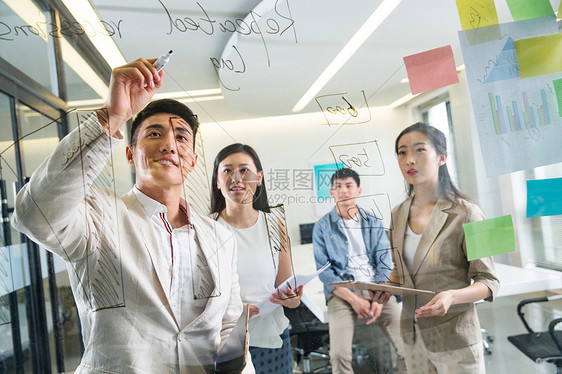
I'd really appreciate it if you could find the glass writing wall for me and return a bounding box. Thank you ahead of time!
[1,0,561,373]
[0,1,56,94]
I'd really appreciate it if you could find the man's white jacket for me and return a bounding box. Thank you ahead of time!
[12,113,244,373]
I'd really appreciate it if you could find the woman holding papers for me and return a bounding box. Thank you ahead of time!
[374,123,499,373]
[211,143,302,374]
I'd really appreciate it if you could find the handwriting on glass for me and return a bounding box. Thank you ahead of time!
[329,140,385,176]
[0,19,123,41]
[315,91,371,126]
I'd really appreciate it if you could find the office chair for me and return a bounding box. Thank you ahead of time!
[285,305,331,373]
[298,223,315,245]
[507,295,562,373]
[285,304,397,374]
[475,300,495,355]
[480,328,494,355]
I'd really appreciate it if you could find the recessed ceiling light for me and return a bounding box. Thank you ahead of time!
[68,90,224,108]
[61,0,126,69]
[292,0,402,113]
[4,0,108,97]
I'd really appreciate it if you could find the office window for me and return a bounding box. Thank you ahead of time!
[0,91,84,374]
[60,41,108,104]
[17,104,60,178]
[0,0,57,94]
[420,98,459,186]
[525,165,562,272]
[0,93,20,246]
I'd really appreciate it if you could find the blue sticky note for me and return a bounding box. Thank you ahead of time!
[314,163,343,200]
[526,177,562,217]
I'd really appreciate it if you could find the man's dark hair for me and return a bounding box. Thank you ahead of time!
[129,99,199,150]
[330,168,360,187]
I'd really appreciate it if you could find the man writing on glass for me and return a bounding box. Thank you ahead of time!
[12,57,250,373]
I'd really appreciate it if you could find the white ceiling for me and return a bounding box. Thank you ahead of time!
[85,0,559,123]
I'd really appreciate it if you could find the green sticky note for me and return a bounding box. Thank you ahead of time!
[554,78,562,117]
[506,0,554,21]
[463,215,516,261]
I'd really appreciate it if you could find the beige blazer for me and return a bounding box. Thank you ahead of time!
[12,114,243,373]
[389,197,499,352]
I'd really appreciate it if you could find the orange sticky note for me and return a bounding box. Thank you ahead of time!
[403,45,459,95]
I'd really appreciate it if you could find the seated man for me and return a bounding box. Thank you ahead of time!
[12,58,252,373]
[313,168,405,373]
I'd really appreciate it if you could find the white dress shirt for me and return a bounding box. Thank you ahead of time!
[133,186,205,328]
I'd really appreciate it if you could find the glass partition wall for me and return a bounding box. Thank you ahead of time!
[0,0,115,371]
[1,1,562,373]
[0,88,87,374]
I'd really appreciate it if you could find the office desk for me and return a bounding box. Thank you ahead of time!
[293,244,329,323]
[495,263,561,297]
[292,243,562,323]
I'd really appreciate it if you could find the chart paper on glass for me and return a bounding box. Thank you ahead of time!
[459,15,562,177]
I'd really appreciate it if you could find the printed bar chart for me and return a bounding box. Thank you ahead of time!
[540,89,551,125]
[489,87,554,134]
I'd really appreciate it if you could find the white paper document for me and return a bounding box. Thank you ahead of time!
[255,262,331,316]
[458,15,562,176]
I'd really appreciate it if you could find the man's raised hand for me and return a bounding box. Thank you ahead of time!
[98,58,164,136]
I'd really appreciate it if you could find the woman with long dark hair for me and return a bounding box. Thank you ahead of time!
[374,123,499,373]
[210,143,302,374]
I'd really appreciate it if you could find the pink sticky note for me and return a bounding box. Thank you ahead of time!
[403,45,459,95]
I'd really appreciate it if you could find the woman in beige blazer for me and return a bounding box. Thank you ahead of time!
[374,123,499,373]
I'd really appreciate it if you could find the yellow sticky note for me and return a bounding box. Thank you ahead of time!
[515,33,562,78]
[456,0,499,30]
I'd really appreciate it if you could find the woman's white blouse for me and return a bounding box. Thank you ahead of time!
[403,224,422,275]
[218,211,290,348]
